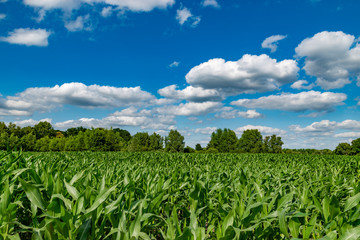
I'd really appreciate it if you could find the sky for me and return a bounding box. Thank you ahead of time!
[0,0,360,149]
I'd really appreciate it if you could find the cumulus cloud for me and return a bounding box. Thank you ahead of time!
[296,31,360,89]
[290,120,338,133]
[13,118,52,127]
[154,101,222,116]
[24,0,81,10]
[176,7,201,27]
[0,82,155,116]
[195,127,217,135]
[290,80,314,90]
[236,125,287,136]
[55,107,175,130]
[231,91,347,112]
[289,119,360,145]
[158,85,222,102]
[202,0,220,8]
[186,54,299,96]
[261,34,287,53]
[0,28,51,47]
[65,14,92,32]
[101,6,113,17]
[335,132,360,138]
[24,0,175,12]
[216,108,263,119]
[0,14,6,20]
[290,119,360,135]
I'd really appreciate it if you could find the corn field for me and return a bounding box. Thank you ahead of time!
[0,151,360,239]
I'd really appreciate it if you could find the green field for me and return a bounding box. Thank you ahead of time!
[1,151,360,239]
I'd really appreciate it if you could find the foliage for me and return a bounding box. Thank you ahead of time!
[207,128,238,153]
[238,129,263,153]
[335,142,354,155]
[263,135,284,153]
[0,151,360,239]
[165,130,185,153]
[195,144,203,151]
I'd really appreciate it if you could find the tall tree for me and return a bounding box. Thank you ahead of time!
[264,135,284,153]
[238,129,263,153]
[207,128,238,152]
[334,142,354,155]
[34,121,55,139]
[165,130,185,152]
[128,132,150,152]
[113,128,131,142]
[351,138,360,154]
[149,133,163,151]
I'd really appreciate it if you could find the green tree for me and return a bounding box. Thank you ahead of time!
[149,133,163,151]
[165,130,185,152]
[128,132,150,152]
[49,138,66,151]
[334,142,354,155]
[184,146,195,153]
[20,126,33,138]
[263,135,284,153]
[0,132,9,150]
[20,132,36,151]
[65,127,87,137]
[34,121,55,139]
[9,134,20,150]
[113,128,131,142]
[238,129,263,153]
[351,138,360,154]
[7,123,21,137]
[0,122,7,133]
[195,144,203,151]
[85,128,107,151]
[207,128,238,152]
[35,136,51,152]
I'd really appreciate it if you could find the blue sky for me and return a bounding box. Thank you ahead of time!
[1,0,360,149]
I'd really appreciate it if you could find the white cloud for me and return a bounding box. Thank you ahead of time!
[23,0,175,12]
[335,132,360,138]
[288,119,360,148]
[176,7,201,27]
[0,82,155,116]
[0,109,31,116]
[236,125,287,136]
[290,119,360,134]
[55,107,175,130]
[231,91,347,112]
[169,61,180,67]
[158,85,222,102]
[290,80,314,90]
[65,14,92,32]
[290,120,338,133]
[296,31,360,89]
[261,34,287,53]
[0,14,6,20]
[176,7,192,25]
[202,0,220,8]
[186,54,299,95]
[0,28,51,47]
[216,108,263,119]
[13,118,52,127]
[195,127,217,135]
[154,101,222,116]
[101,6,113,17]
[24,0,81,10]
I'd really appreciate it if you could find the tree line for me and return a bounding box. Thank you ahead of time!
[0,121,358,154]
[0,121,284,153]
